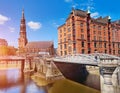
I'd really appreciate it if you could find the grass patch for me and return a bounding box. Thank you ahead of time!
[49,79,100,93]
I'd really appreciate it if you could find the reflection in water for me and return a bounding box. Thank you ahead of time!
[0,69,48,93]
[84,74,100,90]
[0,69,100,93]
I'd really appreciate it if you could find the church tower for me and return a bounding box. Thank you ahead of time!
[18,9,28,53]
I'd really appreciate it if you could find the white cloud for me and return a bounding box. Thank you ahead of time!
[87,6,94,11]
[60,18,65,21]
[80,0,95,11]
[65,0,72,3]
[53,22,59,27]
[9,27,15,32]
[87,0,94,10]
[27,21,42,30]
[72,3,79,8]
[0,14,10,25]
[91,12,99,18]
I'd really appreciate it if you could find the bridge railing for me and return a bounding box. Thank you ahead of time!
[53,53,120,66]
[53,54,99,65]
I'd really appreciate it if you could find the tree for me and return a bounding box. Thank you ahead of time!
[0,46,17,56]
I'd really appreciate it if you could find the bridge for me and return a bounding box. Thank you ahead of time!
[53,53,120,66]
[50,53,120,93]
[0,53,120,93]
[0,56,31,72]
[0,56,25,61]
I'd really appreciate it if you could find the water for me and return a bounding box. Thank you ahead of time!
[0,69,48,93]
[84,74,100,90]
[0,68,100,93]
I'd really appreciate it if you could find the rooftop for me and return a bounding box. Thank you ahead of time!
[25,41,53,49]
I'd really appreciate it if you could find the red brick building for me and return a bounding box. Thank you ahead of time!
[58,9,120,56]
[25,41,54,55]
[0,38,8,46]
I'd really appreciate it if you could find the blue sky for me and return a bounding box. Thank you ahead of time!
[0,0,120,48]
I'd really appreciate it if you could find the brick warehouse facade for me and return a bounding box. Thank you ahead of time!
[58,9,120,56]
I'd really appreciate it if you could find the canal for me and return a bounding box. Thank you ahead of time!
[0,69,48,93]
[0,69,100,93]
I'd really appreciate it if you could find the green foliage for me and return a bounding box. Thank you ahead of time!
[0,46,16,56]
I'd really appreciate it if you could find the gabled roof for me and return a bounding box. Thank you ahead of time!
[65,9,88,22]
[72,9,110,24]
[25,41,53,49]
[58,8,117,28]
[91,16,109,25]
[96,16,109,24]
[73,9,88,17]
[112,20,120,24]
[0,38,6,42]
